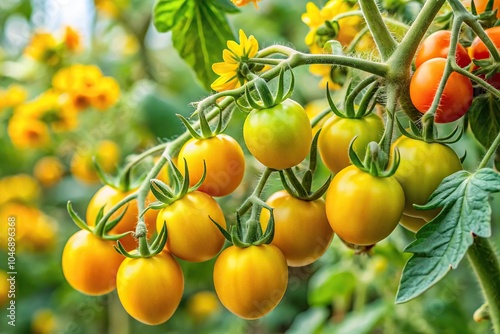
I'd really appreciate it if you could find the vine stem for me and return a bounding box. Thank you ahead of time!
[478,132,500,169]
[237,168,274,217]
[358,0,397,60]
[466,237,500,334]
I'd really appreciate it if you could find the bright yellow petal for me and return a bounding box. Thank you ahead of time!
[212,62,238,75]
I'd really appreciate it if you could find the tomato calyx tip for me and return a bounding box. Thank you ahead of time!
[115,222,168,259]
[177,107,226,140]
[396,118,463,145]
[348,139,399,178]
[237,68,294,111]
[145,157,206,211]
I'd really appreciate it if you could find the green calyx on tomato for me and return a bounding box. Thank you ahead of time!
[67,200,132,241]
[279,131,332,201]
[147,156,206,209]
[238,68,294,111]
[396,117,463,145]
[178,105,226,140]
[348,139,400,178]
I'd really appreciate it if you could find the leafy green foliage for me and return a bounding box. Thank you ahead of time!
[468,94,500,149]
[308,266,357,306]
[396,169,500,303]
[153,0,238,90]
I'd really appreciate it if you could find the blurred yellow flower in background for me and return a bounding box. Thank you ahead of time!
[33,156,65,187]
[0,84,27,111]
[53,64,120,111]
[24,31,59,64]
[7,116,51,149]
[63,26,82,53]
[187,291,221,322]
[0,174,40,205]
[231,0,260,7]
[31,308,58,334]
[211,29,259,92]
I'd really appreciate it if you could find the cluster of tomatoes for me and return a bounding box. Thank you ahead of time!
[410,26,500,123]
[60,23,499,325]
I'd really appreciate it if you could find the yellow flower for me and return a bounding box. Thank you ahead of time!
[231,0,260,7]
[0,271,8,306]
[91,77,121,111]
[33,156,65,187]
[24,31,59,65]
[7,116,51,149]
[64,26,82,52]
[0,85,28,110]
[187,291,220,322]
[211,29,259,92]
[94,0,120,18]
[0,174,40,205]
[302,0,364,47]
[31,309,58,334]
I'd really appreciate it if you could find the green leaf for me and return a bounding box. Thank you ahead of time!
[211,0,240,13]
[169,0,236,90]
[286,307,329,334]
[329,301,388,334]
[468,94,500,149]
[308,266,357,306]
[324,40,344,56]
[153,0,191,32]
[396,168,500,303]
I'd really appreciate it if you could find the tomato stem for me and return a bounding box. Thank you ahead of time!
[237,168,273,217]
[467,237,500,334]
[478,132,500,169]
[358,0,397,61]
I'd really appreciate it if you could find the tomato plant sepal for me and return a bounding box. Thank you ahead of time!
[66,201,133,241]
[237,68,294,112]
[114,222,168,259]
[278,131,332,201]
[396,118,463,145]
[145,157,206,210]
[348,139,399,178]
[177,107,226,140]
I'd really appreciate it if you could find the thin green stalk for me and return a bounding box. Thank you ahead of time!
[358,0,397,60]
[466,237,500,334]
[452,64,500,98]
[478,132,500,169]
[237,168,273,216]
[96,193,137,234]
[293,53,388,77]
[311,107,332,128]
[389,0,446,70]
[379,83,400,156]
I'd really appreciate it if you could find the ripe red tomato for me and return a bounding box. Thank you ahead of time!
[260,191,334,267]
[325,165,405,245]
[318,114,384,174]
[116,251,184,325]
[415,30,471,68]
[156,191,226,262]
[243,99,312,170]
[213,244,288,319]
[178,134,245,197]
[62,230,124,295]
[469,26,500,89]
[86,185,153,251]
[410,58,473,123]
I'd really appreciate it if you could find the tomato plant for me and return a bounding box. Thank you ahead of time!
[400,214,428,233]
[318,114,384,173]
[156,191,226,262]
[260,190,333,267]
[61,230,124,296]
[213,244,288,319]
[410,58,473,123]
[243,99,312,170]
[391,136,462,221]
[325,165,405,245]
[116,251,184,325]
[178,134,245,197]
[415,30,471,68]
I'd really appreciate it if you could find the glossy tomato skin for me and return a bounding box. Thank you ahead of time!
[178,134,245,197]
[213,244,288,319]
[415,30,471,68]
[400,214,428,233]
[156,191,226,262]
[410,58,473,123]
[392,136,462,221]
[116,251,184,325]
[469,26,500,89]
[86,185,152,251]
[260,191,334,267]
[318,114,384,174]
[62,230,124,295]
[325,165,405,245]
[243,99,312,170]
